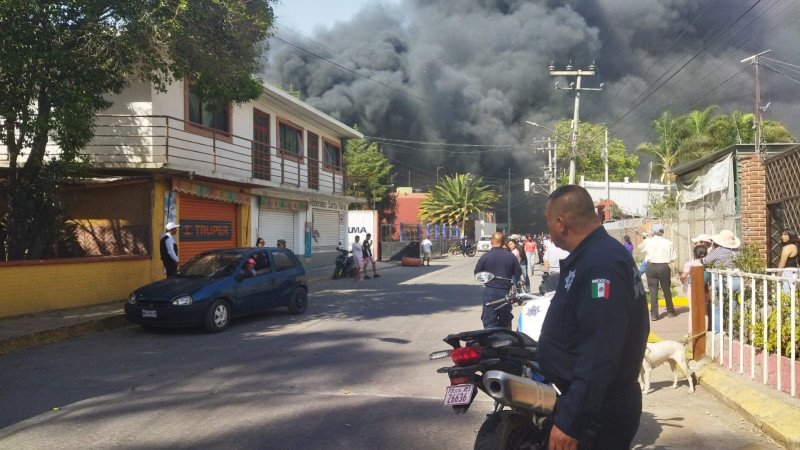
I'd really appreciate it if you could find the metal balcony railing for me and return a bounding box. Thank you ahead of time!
[0,114,347,194]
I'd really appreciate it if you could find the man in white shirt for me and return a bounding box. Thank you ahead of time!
[542,240,570,292]
[421,236,433,266]
[637,223,677,321]
[351,235,363,281]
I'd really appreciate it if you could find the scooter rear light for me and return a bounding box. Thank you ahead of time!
[450,376,469,385]
[450,347,483,366]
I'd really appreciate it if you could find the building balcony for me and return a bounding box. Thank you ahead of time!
[0,114,347,195]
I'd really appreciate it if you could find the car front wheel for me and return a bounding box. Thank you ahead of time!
[204,299,230,333]
[287,288,308,315]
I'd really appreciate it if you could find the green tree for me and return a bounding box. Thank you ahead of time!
[676,106,719,158]
[635,111,687,194]
[418,174,500,231]
[343,137,396,222]
[550,120,639,184]
[0,0,276,260]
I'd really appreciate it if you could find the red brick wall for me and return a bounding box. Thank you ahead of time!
[739,155,767,260]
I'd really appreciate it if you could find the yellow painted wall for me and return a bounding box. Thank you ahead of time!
[0,258,153,318]
[0,176,252,319]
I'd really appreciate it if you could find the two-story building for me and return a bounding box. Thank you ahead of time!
[0,80,362,317]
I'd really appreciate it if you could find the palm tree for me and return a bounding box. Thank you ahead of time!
[676,106,718,158]
[635,111,684,194]
[418,174,500,231]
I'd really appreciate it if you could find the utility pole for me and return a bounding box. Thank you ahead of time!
[408,170,411,187]
[549,137,557,192]
[604,128,610,202]
[507,168,512,234]
[550,61,603,185]
[741,50,772,155]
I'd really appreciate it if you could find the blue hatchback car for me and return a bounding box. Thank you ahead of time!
[125,247,308,332]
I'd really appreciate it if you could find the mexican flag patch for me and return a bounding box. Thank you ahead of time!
[592,279,610,299]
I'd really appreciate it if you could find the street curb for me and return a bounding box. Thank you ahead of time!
[697,364,800,449]
[0,314,130,357]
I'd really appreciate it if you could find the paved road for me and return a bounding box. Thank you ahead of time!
[0,257,779,449]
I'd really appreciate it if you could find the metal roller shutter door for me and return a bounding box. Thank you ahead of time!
[258,209,295,251]
[178,194,238,263]
[313,209,342,252]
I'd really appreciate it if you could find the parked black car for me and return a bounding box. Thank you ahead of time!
[125,247,308,332]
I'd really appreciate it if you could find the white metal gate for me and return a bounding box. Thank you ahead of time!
[313,209,342,252]
[258,209,295,251]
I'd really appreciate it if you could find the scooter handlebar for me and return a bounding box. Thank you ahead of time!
[486,296,510,307]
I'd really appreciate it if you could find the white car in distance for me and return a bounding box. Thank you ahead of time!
[476,236,492,252]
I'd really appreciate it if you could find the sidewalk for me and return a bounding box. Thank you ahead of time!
[0,259,400,357]
[650,305,800,449]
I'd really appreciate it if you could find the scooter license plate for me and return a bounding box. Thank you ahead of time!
[443,384,474,406]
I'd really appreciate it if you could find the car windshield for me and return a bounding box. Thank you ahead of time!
[178,252,243,278]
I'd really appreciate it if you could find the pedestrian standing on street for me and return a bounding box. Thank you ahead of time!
[538,185,649,450]
[524,234,537,276]
[351,235,363,282]
[508,238,530,292]
[473,231,521,329]
[256,237,265,247]
[537,234,545,264]
[623,235,634,254]
[543,238,570,293]
[638,223,677,321]
[160,222,180,276]
[421,235,433,266]
[362,233,381,279]
[461,233,469,257]
[277,239,286,249]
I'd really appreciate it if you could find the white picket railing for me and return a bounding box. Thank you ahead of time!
[707,268,798,397]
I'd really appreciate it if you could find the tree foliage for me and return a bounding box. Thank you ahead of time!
[418,174,500,228]
[0,0,276,260]
[636,107,796,194]
[343,136,396,222]
[550,120,639,185]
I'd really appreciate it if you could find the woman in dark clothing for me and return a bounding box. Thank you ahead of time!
[779,227,800,293]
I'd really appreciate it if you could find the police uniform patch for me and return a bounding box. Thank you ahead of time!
[565,270,576,291]
[592,278,611,299]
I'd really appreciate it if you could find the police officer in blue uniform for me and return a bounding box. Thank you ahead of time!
[473,231,521,329]
[538,186,649,449]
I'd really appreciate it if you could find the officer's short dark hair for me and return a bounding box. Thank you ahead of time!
[548,185,597,224]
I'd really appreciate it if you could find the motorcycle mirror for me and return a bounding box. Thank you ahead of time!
[475,272,495,284]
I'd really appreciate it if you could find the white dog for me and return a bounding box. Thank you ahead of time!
[639,340,695,395]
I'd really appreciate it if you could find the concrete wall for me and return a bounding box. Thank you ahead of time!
[0,257,152,318]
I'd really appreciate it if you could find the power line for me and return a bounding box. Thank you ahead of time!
[608,0,764,130]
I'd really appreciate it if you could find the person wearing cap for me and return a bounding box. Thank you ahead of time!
[242,258,256,277]
[637,223,677,321]
[160,222,180,276]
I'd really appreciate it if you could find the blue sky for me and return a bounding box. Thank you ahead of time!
[272,0,398,36]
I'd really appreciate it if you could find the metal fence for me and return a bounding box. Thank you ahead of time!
[707,268,799,397]
[604,197,740,272]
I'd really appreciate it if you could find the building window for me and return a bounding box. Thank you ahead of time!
[279,122,303,157]
[187,86,230,133]
[323,141,341,171]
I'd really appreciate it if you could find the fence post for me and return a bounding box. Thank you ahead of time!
[690,265,707,360]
